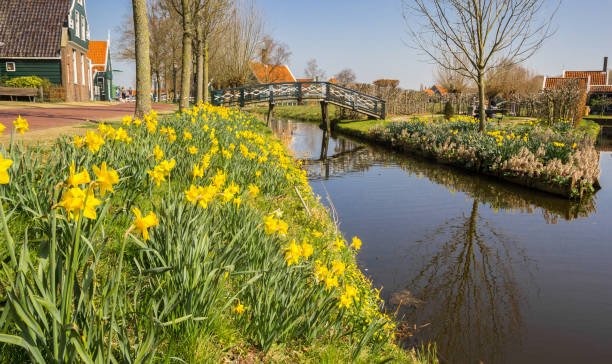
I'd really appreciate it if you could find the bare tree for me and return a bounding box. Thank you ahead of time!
[132,0,152,117]
[404,0,559,131]
[195,0,230,103]
[590,96,612,116]
[304,59,326,81]
[257,35,291,83]
[435,63,470,95]
[334,68,357,85]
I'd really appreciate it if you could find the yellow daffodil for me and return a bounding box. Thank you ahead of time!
[188,146,198,154]
[0,123,5,137]
[66,161,91,187]
[324,274,339,290]
[351,237,362,251]
[0,153,13,184]
[248,184,259,197]
[85,130,105,154]
[13,115,29,135]
[233,197,241,209]
[183,130,193,140]
[190,163,204,180]
[92,162,119,197]
[153,145,164,161]
[58,187,101,220]
[233,302,247,315]
[284,239,302,266]
[122,115,132,125]
[331,261,345,276]
[333,237,344,250]
[131,208,158,241]
[255,170,262,178]
[300,241,313,258]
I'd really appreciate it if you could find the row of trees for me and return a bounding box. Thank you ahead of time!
[128,0,270,117]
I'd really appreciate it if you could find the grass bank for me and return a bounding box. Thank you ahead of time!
[335,116,600,199]
[0,106,430,363]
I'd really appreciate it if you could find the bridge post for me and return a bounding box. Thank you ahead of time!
[239,89,245,107]
[320,101,330,132]
[381,100,387,119]
[297,83,303,105]
[266,101,275,127]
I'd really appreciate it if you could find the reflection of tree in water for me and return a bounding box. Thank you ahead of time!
[403,199,527,364]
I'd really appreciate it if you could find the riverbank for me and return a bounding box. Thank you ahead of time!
[251,106,601,199]
[0,106,429,363]
[336,118,601,199]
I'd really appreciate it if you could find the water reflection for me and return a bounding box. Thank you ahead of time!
[270,118,612,364]
[401,198,527,364]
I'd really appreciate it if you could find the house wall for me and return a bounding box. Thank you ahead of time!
[60,42,91,102]
[0,59,62,84]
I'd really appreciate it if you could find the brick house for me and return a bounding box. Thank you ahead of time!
[0,0,92,101]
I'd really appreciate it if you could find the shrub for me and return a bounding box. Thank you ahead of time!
[4,76,44,88]
[444,101,454,120]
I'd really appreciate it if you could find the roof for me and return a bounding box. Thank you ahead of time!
[296,78,313,82]
[431,85,448,95]
[0,0,70,58]
[249,62,296,83]
[328,78,338,84]
[564,71,607,86]
[87,41,108,67]
[544,77,589,90]
[423,89,434,95]
[590,85,612,93]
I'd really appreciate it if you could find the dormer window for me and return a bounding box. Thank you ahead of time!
[75,11,80,38]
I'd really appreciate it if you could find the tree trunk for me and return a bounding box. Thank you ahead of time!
[204,38,209,104]
[156,71,161,102]
[477,69,486,132]
[132,0,152,118]
[195,19,204,104]
[179,0,193,110]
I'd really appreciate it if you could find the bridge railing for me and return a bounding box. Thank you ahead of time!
[211,81,386,119]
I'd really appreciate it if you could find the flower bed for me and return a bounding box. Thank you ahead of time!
[338,116,601,199]
[0,106,421,362]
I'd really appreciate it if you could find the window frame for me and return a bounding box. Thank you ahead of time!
[5,62,16,72]
[75,11,80,38]
[73,50,78,84]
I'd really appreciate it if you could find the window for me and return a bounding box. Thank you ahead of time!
[5,62,15,72]
[81,16,86,42]
[77,0,83,4]
[75,11,80,38]
[81,53,85,85]
[73,50,77,84]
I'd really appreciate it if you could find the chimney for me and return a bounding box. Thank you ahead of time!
[604,57,608,72]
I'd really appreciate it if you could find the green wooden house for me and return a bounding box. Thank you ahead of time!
[88,35,113,101]
[0,0,93,101]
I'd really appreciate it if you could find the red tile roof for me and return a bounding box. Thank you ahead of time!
[590,85,612,93]
[296,78,313,82]
[328,78,338,84]
[423,89,434,95]
[249,62,295,83]
[87,41,108,67]
[431,85,447,95]
[564,71,607,86]
[544,77,589,90]
[0,0,71,58]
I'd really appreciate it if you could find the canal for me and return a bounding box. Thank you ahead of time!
[270,119,612,364]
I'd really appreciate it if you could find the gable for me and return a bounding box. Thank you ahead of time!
[68,0,90,49]
[87,41,107,67]
[0,0,71,58]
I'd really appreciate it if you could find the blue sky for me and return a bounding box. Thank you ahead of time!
[88,0,612,89]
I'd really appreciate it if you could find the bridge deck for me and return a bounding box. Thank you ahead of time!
[212,81,386,120]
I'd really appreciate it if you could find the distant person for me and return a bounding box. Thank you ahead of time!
[121,87,127,103]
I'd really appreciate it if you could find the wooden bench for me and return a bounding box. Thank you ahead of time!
[0,86,42,101]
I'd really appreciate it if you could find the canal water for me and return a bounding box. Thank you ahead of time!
[270,119,612,364]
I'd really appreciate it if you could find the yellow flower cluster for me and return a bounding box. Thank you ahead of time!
[147,159,176,186]
[284,238,313,266]
[263,213,288,236]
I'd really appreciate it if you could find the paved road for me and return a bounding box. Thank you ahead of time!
[0,103,177,132]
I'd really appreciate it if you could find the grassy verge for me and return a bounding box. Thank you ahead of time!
[247,104,343,123]
[335,116,600,199]
[0,106,430,363]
